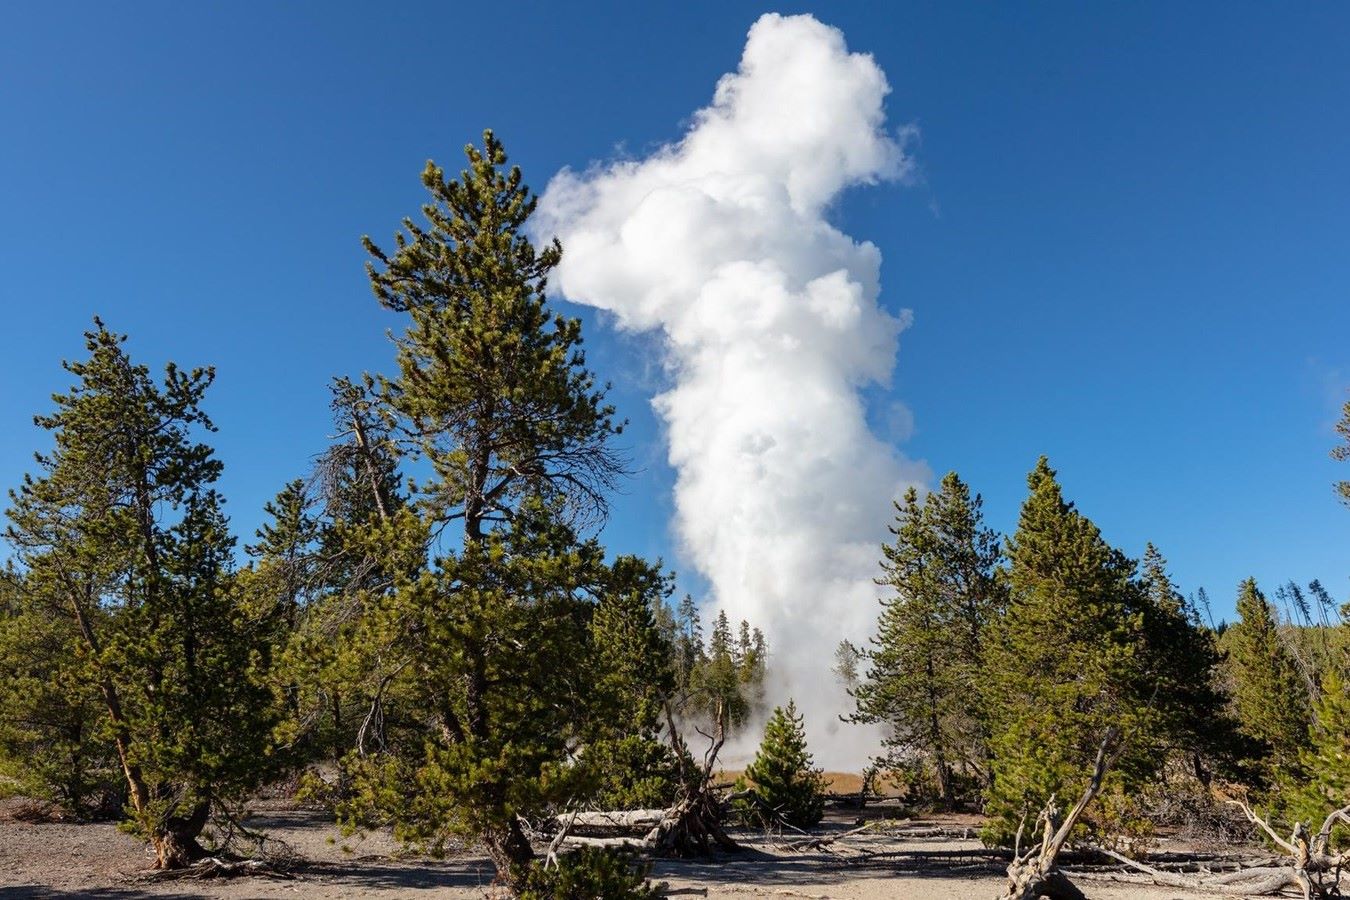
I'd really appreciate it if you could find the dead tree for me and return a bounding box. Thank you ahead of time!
[644,701,741,856]
[998,727,1119,900]
[1219,798,1350,899]
[548,701,741,857]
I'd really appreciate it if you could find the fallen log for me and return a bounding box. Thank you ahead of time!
[147,857,292,880]
[550,809,667,837]
[1214,797,1350,899]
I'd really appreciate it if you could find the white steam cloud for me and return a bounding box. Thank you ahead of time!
[539,13,927,770]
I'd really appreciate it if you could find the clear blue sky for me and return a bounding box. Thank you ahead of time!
[2,2,1347,621]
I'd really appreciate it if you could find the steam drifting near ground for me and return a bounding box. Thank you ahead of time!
[538,13,927,770]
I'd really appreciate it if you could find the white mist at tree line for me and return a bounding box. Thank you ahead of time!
[538,13,928,770]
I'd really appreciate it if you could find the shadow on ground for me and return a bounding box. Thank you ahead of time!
[652,832,1006,890]
[2,890,204,900]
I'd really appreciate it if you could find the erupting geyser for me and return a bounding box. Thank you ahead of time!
[539,12,927,769]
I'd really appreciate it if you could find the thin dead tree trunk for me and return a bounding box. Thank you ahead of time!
[1223,798,1350,899]
[644,700,740,857]
[998,727,1119,900]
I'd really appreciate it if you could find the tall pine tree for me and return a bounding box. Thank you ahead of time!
[1286,669,1350,831]
[1136,544,1236,776]
[335,131,640,889]
[1334,399,1350,507]
[1226,578,1309,786]
[3,322,278,867]
[581,558,683,810]
[852,472,1003,806]
[0,566,120,818]
[981,458,1154,844]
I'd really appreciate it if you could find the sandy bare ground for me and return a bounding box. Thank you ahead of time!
[0,800,1224,899]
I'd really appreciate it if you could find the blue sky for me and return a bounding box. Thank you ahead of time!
[1,2,1346,622]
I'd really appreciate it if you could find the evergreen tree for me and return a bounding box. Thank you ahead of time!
[832,640,861,691]
[852,473,1002,806]
[1136,545,1236,774]
[3,322,277,867]
[336,132,634,889]
[272,377,409,774]
[670,594,704,700]
[688,610,758,730]
[363,131,621,533]
[582,558,683,809]
[0,567,121,818]
[981,458,1154,844]
[244,479,321,629]
[1334,399,1350,507]
[1287,669,1350,832]
[1227,578,1309,785]
[1191,586,1217,631]
[737,700,826,829]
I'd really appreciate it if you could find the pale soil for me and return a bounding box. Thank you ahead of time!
[0,800,1219,899]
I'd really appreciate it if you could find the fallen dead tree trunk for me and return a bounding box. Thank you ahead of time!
[146,857,292,881]
[1212,797,1350,899]
[550,702,740,859]
[553,809,667,835]
[1046,801,1350,900]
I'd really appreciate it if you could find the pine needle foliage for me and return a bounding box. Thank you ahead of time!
[581,559,683,810]
[737,699,826,829]
[334,132,646,890]
[1226,577,1310,786]
[851,472,1003,807]
[981,458,1156,845]
[2,322,278,867]
[363,129,623,533]
[1136,544,1239,770]
[1286,669,1350,835]
[0,567,122,818]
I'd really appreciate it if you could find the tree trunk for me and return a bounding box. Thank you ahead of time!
[151,802,210,869]
[484,818,535,891]
[924,654,954,808]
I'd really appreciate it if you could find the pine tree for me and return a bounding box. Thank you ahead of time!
[832,640,861,691]
[363,131,621,533]
[336,132,635,888]
[237,479,333,771]
[582,558,683,809]
[738,700,826,829]
[689,610,755,730]
[244,479,321,628]
[852,473,1002,806]
[981,458,1153,844]
[1287,670,1350,833]
[1227,578,1309,785]
[3,322,277,867]
[271,377,409,774]
[1334,399,1350,507]
[0,566,121,818]
[1136,545,1235,772]
[670,594,704,700]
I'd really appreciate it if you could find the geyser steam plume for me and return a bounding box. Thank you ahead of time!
[538,13,927,770]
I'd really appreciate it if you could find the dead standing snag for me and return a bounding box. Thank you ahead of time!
[998,727,1118,900]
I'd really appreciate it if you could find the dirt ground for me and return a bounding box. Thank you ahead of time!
[0,799,1223,899]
